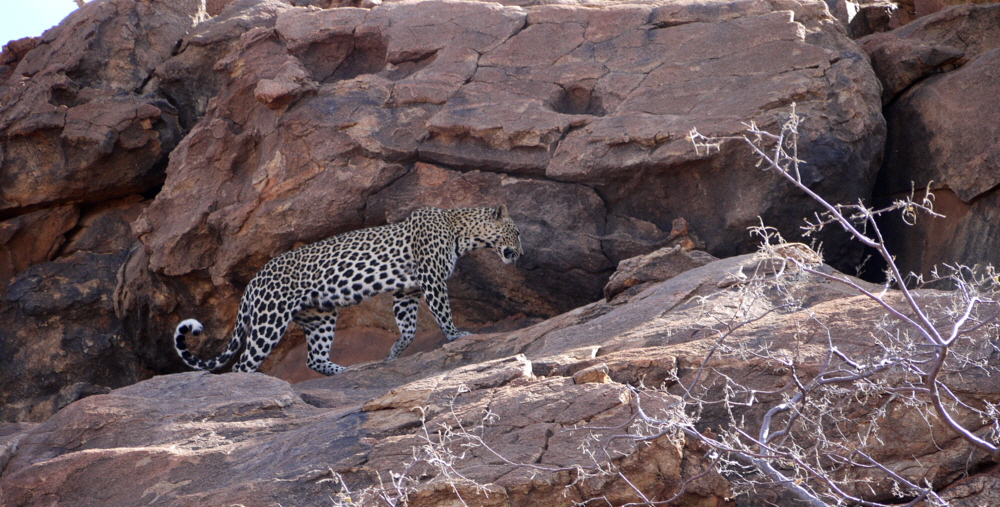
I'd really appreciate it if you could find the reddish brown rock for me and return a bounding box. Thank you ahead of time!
[912,0,997,20]
[603,219,717,302]
[0,250,142,423]
[925,467,1000,507]
[0,205,79,290]
[848,1,904,38]
[61,196,147,256]
[0,0,212,423]
[859,3,1000,103]
[5,252,997,505]
[148,0,296,129]
[876,45,1000,203]
[120,0,883,381]
[0,364,726,506]
[861,5,1000,278]
[0,37,40,84]
[0,0,200,214]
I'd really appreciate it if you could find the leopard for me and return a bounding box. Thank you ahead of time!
[173,205,522,375]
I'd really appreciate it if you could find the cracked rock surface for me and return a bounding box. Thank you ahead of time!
[6,253,1000,505]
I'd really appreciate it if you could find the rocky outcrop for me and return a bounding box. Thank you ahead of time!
[0,0,200,214]
[9,0,1000,503]
[602,218,715,302]
[860,3,1000,103]
[860,4,1000,278]
[0,0,886,424]
[0,0,212,423]
[5,251,999,505]
[0,362,727,506]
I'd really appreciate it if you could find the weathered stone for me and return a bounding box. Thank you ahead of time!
[0,37,39,84]
[0,205,79,290]
[4,0,993,502]
[861,5,1000,278]
[4,247,999,504]
[848,1,898,38]
[604,237,718,302]
[0,250,141,423]
[537,2,884,264]
[912,0,997,20]
[61,196,147,256]
[859,3,1000,103]
[572,362,612,384]
[877,49,1000,204]
[148,0,295,129]
[0,365,725,506]
[118,0,884,382]
[924,469,1000,507]
[0,0,199,214]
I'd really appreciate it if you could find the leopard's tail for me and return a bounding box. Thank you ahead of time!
[173,318,244,371]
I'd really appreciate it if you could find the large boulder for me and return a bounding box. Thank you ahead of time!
[146,0,296,130]
[0,367,727,506]
[0,0,885,422]
[860,3,1000,103]
[0,0,201,213]
[860,4,1000,278]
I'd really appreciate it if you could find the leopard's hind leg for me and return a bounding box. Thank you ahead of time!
[231,302,292,373]
[294,306,345,375]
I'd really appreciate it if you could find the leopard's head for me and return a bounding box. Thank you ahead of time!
[486,204,522,265]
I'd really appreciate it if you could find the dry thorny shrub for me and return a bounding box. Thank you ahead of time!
[683,106,1000,506]
[326,107,1000,506]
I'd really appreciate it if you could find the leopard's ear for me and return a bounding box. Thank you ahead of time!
[493,204,509,220]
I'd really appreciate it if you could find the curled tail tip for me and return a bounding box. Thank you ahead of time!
[174,319,204,357]
[176,319,204,336]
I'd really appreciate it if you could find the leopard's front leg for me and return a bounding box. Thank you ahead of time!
[419,278,470,342]
[386,290,421,360]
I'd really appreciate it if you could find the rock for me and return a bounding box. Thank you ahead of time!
[877,46,1000,203]
[147,0,295,129]
[4,252,995,505]
[536,1,884,265]
[206,0,236,16]
[0,250,142,422]
[0,366,726,506]
[1,0,998,502]
[0,37,39,84]
[882,48,1000,203]
[0,205,79,290]
[0,0,198,214]
[859,4,1000,103]
[861,4,1000,278]
[848,1,899,38]
[912,0,997,20]
[927,468,1000,507]
[604,219,717,302]
[571,362,612,384]
[60,196,147,256]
